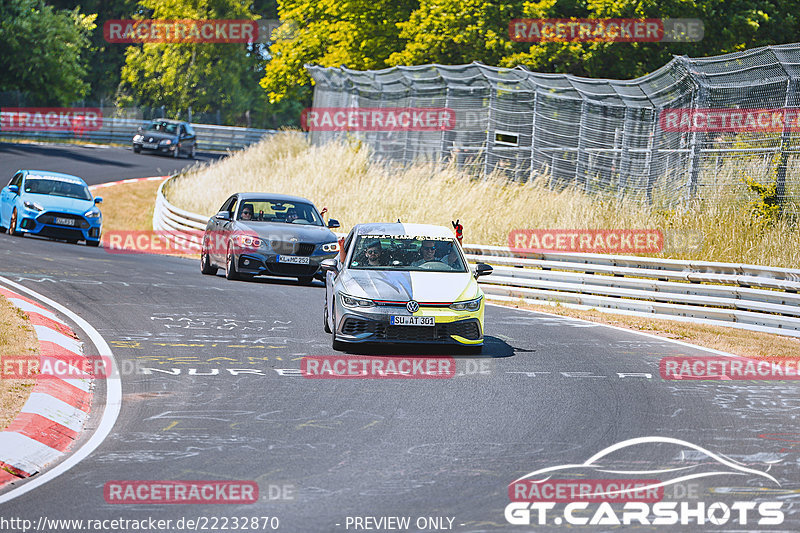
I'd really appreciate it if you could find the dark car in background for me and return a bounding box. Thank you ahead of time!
[132,119,196,158]
[200,193,341,284]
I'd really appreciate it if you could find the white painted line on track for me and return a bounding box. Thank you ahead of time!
[0,276,121,504]
[487,302,742,359]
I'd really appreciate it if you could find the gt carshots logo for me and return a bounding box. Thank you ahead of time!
[504,437,784,526]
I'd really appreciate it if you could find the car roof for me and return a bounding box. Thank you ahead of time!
[236,192,316,204]
[20,170,88,185]
[353,222,456,239]
[149,118,185,124]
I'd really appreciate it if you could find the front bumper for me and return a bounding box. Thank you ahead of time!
[333,302,484,346]
[134,142,178,155]
[234,249,337,278]
[17,210,101,242]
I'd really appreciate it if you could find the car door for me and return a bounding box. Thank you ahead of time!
[327,228,355,326]
[208,195,237,264]
[183,123,196,152]
[0,172,23,226]
[177,125,186,155]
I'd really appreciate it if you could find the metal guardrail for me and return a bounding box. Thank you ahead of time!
[0,114,276,151]
[153,175,800,338]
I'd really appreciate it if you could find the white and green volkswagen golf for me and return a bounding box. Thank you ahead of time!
[321,223,493,353]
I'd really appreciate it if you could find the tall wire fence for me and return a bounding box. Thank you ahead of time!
[307,44,800,208]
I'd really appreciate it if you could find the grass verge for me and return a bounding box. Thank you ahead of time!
[165,132,800,268]
[493,299,800,359]
[95,178,166,232]
[0,296,37,431]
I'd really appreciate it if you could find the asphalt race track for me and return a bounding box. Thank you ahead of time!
[0,142,221,184]
[0,146,798,532]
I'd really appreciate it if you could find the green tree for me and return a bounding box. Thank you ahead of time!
[501,0,800,79]
[260,0,416,103]
[388,0,524,67]
[49,0,139,103]
[0,0,96,105]
[117,0,265,125]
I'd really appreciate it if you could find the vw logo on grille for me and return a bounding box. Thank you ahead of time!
[406,300,419,313]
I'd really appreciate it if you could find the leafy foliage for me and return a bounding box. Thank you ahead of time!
[0,0,96,105]
[117,0,266,125]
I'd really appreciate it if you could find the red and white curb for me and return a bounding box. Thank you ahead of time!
[0,287,94,488]
[89,175,167,191]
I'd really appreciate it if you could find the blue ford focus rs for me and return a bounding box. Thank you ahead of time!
[0,170,103,246]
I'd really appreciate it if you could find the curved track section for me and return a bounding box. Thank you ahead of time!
[0,142,221,185]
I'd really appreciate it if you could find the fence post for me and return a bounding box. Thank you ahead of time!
[775,79,794,210]
[483,85,495,177]
[575,100,588,192]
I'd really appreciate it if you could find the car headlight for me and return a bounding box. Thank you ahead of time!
[449,296,482,312]
[321,242,339,252]
[159,139,172,145]
[84,207,101,219]
[23,201,43,212]
[234,234,263,247]
[133,134,143,142]
[341,293,376,308]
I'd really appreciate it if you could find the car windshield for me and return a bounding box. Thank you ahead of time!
[145,121,179,134]
[24,177,92,200]
[348,235,467,272]
[237,199,323,226]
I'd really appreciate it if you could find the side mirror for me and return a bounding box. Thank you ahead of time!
[327,218,340,229]
[8,185,19,194]
[320,258,338,273]
[214,211,231,221]
[474,263,493,279]
[94,197,103,204]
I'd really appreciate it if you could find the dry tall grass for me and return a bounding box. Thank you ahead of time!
[167,132,799,268]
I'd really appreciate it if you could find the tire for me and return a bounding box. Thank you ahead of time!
[133,145,141,153]
[298,275,315,285]
[8,208,20,236]
[225,246,241,280]
[0,225,6,234]
[331,304,346,351]
[323,302,331,334]
[86,239,100,247]
[201,248,218,275]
